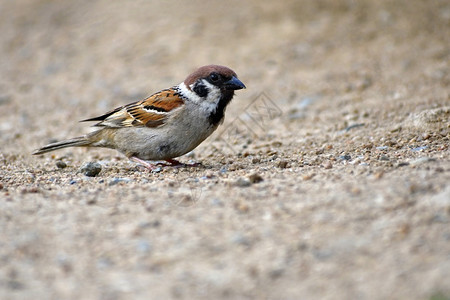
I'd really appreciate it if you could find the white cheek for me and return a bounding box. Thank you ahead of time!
[202,81,222,104]
[178,82,202,103]
[179,81,221,113]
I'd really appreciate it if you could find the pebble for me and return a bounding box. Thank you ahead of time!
[302,173,315,180]
[248,173,263,184]
[86,198,96,205]
[277,160,289,168]
[411,146,428,152]
[152,167,162,173]
[376,146,388,150]
[339,154,352,161]
[374,171,384,179]
[79,162,102,177]
[108,177,132,186]
[235,177,251,187]
[323,161,333,169]
[56,161,67,169]
[252,157,261,164]
[344,123,365,131]
[234,201,250,213]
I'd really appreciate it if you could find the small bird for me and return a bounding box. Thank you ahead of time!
[33,65,245,170]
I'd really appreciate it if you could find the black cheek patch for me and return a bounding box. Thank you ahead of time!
[193,83,208,98]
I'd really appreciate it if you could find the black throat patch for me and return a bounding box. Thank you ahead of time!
[208,90,234,126]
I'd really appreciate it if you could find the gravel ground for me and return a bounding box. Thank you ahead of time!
[1,0,449,299]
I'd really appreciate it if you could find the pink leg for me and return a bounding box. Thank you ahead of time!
[130,157,159,171]
[165,159,183,166]
[130,157,201,171]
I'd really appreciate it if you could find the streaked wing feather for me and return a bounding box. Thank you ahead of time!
[81,87,184,128]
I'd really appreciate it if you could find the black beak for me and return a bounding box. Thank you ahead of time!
[223,76,246,90]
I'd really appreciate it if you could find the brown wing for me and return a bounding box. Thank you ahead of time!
[81,87,184,128]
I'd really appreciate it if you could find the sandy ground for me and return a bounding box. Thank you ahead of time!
[1,0,449,299]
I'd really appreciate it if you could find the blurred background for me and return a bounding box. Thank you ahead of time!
[0,1,449,299]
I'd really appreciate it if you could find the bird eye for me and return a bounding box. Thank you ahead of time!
[209,73,220,82]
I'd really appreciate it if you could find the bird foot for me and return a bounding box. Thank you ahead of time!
[164,159,201,168]
[130,157,161,172]
[130,157,201,172]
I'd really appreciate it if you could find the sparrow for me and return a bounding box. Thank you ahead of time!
[33,65,246,170]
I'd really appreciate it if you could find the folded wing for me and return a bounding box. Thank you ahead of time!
[81,88,184,128]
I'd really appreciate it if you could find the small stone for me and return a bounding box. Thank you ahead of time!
[374,171,384,179]
[339,154,352,161]
[323,161,333,169]
[203,172,214,179]
[303,173,315,180]
[344,123,365,131]
[86,198,97,205]
[267,150,278,156]
[79,162,102,177]
[0,183,3,190]
[351,187,361,195]
[251,157,261,164]
[234,202,250,213]
[248,173,263,184]
[277,160,289,168]
[422,133,431,140]
[56,161,67,169]
[152,167,162,173]
[235,177,251,187]
[410,146,428,152]
[108,178,131,186]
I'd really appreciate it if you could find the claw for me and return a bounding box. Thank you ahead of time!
[165,159,202,168]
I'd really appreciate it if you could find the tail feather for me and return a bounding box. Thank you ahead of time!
[32,136,92,155]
